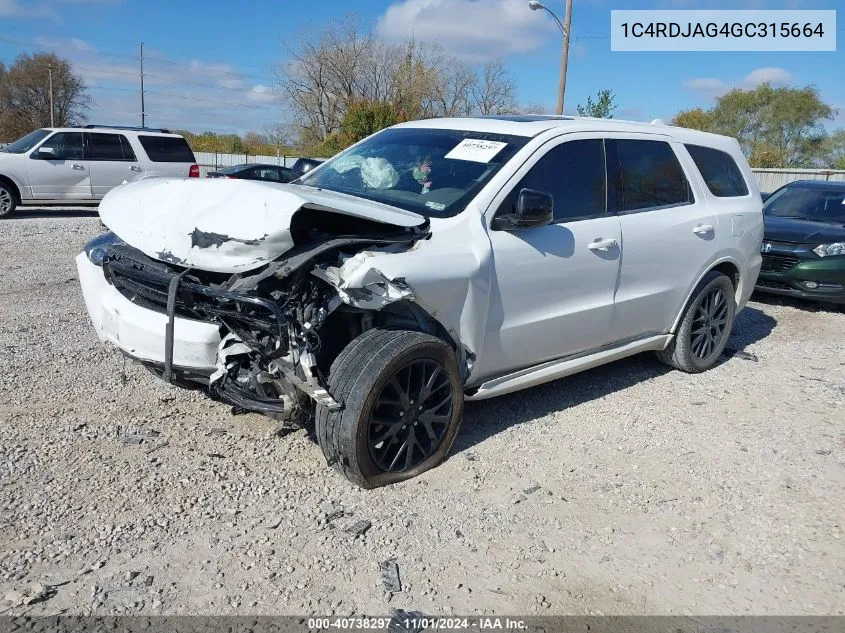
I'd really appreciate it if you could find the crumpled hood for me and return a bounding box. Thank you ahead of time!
[99,177,426,273]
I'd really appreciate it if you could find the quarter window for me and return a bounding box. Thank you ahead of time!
[88,133,136,161]
[608,139,693,212]
[506,139,606,222]
[685,144,748,197]
[138,136,196,163]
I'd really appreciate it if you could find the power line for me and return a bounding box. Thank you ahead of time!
[86,84,278,109]
[144,89,279,110]
[0,34,277,83]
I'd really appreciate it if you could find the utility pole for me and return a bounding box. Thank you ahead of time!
[558,0,573,115]
[47,64,55,127]
[139,42,146,128]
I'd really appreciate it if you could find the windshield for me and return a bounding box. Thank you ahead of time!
[3,129,52,154]
[764,185,845,223]
[299,128,529,218]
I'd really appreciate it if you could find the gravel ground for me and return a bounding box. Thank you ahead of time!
[1,209,844,616]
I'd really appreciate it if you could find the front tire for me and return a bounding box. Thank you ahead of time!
[657,270,736,373]
[316,329,463,489]
[0,182,17,218]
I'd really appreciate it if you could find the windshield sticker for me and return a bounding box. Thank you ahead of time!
[445,139,508,163]
[425,200,446,211]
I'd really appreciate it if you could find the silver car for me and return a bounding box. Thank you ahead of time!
[78,115,763,488]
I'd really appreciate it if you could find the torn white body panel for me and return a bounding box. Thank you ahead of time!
[323,214,495,386]
[76,253,222,370]
[98,178,425,274]
[313,251,416,311]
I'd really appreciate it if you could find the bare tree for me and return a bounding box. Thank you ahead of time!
[277,15,521,150]
[0,53,89,140]
[520,101,547,114]
[471,60,517,115]
[264,122,297,149]
[427,49,476,117]
[279,16,398,147]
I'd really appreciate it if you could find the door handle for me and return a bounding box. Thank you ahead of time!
[693,224,714,235]
[588,238,618,251]
[130,165,142,172]
[72,163,85,170]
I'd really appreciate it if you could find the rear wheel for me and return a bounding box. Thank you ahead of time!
[315,329,463,488]
[657,271,736,373]
[0,182,17,218]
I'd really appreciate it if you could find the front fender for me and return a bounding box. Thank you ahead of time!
[328,214,493,381]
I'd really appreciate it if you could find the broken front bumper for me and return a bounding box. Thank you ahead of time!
[76,253,223,371]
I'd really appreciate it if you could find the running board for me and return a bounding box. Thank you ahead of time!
[465,334,672,401]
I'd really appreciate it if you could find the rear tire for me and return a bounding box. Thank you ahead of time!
[0,182,17,218]
[315,328,463,489]
[657,270,736,373]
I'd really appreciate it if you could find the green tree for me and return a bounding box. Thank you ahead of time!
[576,89,617,119]
[311,100,402,157]
[820,129,845,170]
[671,83,835,168]
[670,107,713,131]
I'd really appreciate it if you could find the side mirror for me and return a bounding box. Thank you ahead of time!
[493,188,554,230]
[36,146,55,158]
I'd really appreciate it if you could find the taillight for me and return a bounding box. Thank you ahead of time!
[189,164,200,178]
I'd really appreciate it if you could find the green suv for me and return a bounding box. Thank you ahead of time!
[756,180,845,305]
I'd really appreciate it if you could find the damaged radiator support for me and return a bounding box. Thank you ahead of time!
[102,230,425,418]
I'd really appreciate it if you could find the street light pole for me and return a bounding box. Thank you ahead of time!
[529,0,572,115]
[47,64,55,127]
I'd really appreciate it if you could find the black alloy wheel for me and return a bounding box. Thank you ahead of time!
[691,286,730,360]
[367,358,453,473]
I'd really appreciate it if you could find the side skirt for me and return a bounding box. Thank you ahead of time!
[465,334,673,401]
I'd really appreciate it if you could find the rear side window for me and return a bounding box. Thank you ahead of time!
[505,139,606,222]
[88,133,136,161]
[685,144,749,197]
[138,136,196,163]
[255,167,281,181]
[608,139,693,212]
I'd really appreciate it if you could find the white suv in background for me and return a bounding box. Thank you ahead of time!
[0,125,199,216]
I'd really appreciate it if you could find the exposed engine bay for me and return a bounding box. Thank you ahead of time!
[96,208,431,422]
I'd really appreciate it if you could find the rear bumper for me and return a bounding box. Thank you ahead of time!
[76,252,223,370]
[755,256,845,304]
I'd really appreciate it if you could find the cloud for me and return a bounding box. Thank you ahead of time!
[1,0,122,19]
[743,67,793,86]
[684,67,793,100]
[34,36,96,52]
[23,36,281,134]
[246,85,277,104]
[376,0,557,61]
[0,0,55,18]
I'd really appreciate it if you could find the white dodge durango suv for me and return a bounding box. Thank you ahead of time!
[0,125,199,216]
[77,115,763,488]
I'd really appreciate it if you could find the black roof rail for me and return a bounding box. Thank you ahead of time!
[76,124,173,134]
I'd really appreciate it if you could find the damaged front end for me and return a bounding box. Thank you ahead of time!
[92,214,427,422]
